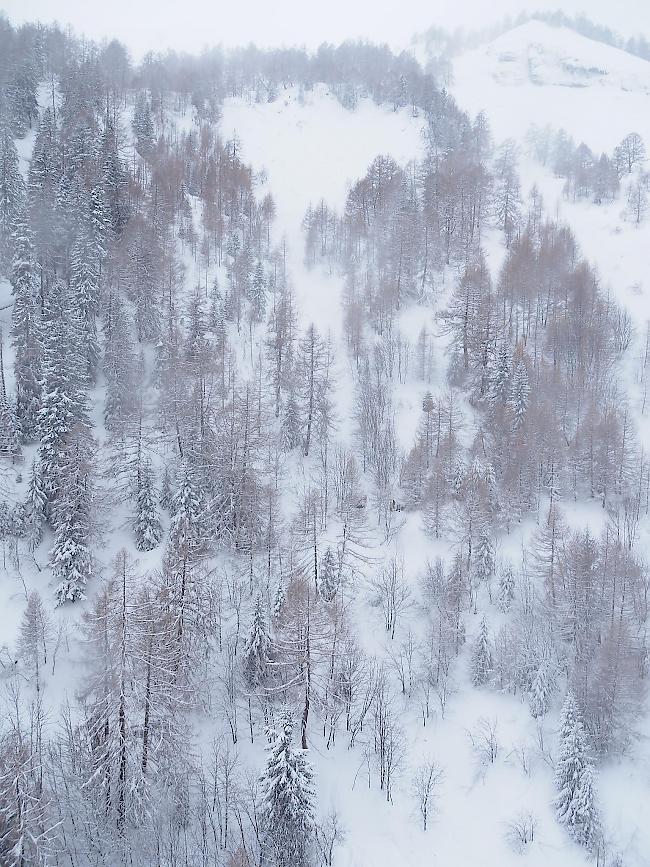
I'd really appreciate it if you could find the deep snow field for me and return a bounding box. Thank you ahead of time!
[453,23,650,865]
[217,39,650,864]
[1,20,650,867]
[454,21,650,152]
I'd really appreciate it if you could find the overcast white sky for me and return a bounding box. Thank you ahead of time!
[2,0,648,58]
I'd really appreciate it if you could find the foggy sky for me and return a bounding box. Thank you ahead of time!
[2,0,649,58]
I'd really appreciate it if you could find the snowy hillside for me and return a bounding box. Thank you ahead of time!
[221,84,650,867]
[1,15,650,867]
[454,21,650,150]
[451,25,650,864]
[221,86,425,334]
[452,19,650,443]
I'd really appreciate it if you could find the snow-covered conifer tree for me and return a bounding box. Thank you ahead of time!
[8,61,38,138]
[0,120,26,267]
[51,448,93,604]
[471,617,492,687]
[490,341,510,403]
[243,595,272,689]
[101,120,129,235]
[273,579,285,618]
[132,92,155,155]
[281,391,302,451]
[0,380,20,459]
[571,763,600,851]
[10,216,41,438]
[134,461,162,551]
[529,658,553,718]
[473,528,494,587]
[70,216,101,376]
[159,465,173,511]
[260,712,315,867]
[251,259,267,322]
[509,354,530,430]
[497,562,515,611]
[168,464,204,563]
[554,691,600,850]
[22,458,47,552]
[318,546,339,602]
[38,282,89,512]
[103,293,137,432]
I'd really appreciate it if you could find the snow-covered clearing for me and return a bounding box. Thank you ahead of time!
[222,86,428,444]
[2,21,649,867]
[452,22,650,865]
[454,21,650,152]
[222,86,425,333]
[218,83,616,867]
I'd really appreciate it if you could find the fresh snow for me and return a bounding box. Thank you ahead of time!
[2,23,650,867]
[452,22,650,865]
[219,83,607,867]
[222,86,425,334]
[454,21,650,151]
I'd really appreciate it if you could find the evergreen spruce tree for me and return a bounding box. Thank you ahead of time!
[471,617,492,686]
[134,461,162,551]
[27,106,60,267]
[90,181,111,254]
[529,658,553,718]
[554,691,600,849]
[168,465,204,562]
[38,282,89,513]
[208,276,223,332]
[51,446,93,604]
[509,354,530,430]
[473,528,494,586]
[0,346,20,459]
[497,562,516,611]
[132,92,155,155]
[10,215,41,437]
[281,391,302,451]
[8,62,39,138]
[159,465,173,511]
[490,341,510,403]
[0,120,26,268]
[243,595,272,689]
[572,763,600,851]
[260,712,315,867]
[318,546,339,601]
[101,120,129,235]
[273,579,285,619]
[70,216,101,377]
[103,292,136,432]
[185,286,209,363]
[28,107,59,204]
[22,458,47,552]
[251,260,267,322]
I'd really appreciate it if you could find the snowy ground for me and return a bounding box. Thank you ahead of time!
[454,21,650,152]
[222,85,427,445]
[451,22,650,866]
[2,29,650,865]
[222,85,425,334]
[219,83,625,867]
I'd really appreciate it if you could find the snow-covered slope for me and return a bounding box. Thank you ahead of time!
[3,29,649,867]
[451,24,650,865]
[454,21,650,151]
[222,86,424,335]
[217,85,617,867]
[221,86,426,447]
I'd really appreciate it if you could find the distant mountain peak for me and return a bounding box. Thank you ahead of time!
[479,21,650,92]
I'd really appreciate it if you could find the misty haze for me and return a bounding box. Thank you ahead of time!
[0,2,648,866]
